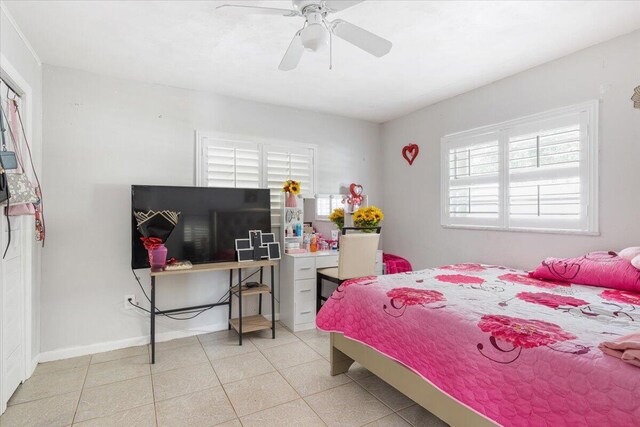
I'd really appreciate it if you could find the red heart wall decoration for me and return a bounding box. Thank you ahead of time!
[402,143,420,166]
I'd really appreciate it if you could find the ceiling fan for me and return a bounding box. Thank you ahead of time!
[216,0,392,71]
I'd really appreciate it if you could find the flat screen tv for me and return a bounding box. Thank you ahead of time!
[131,185,271,269]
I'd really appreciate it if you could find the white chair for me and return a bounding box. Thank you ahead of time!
[316,227,381,313]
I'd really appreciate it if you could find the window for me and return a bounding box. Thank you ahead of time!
[196,134,316,225]
[441,101,598,234]
[315,194,345,220]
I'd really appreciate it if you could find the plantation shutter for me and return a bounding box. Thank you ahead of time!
[444,135,501,227]
[200,139,261,188]
[507,111,588,231]
[265,145,315,224]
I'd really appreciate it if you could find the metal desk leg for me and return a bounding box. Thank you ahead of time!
[151,276,156,364]
[259,267,263,315]
[271,265,276,339]
[238,268,243,345]
[228,270,233,330]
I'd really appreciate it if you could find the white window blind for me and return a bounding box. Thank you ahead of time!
[507,114,586,231]
[441,101,598,234]
[265,145,315,222]
[315,194,345,219]
[200,139,261,188]
[196,134,316,225]
[447,138,501,227]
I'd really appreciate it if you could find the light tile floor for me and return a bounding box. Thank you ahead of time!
[0,323,449,427]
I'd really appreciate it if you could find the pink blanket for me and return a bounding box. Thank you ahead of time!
[316,264,640,427]
[383,253,413,274]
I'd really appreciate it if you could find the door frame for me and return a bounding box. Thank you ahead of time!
[0,52,35,398]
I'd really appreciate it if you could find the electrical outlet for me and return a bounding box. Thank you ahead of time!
[124,294,136,310]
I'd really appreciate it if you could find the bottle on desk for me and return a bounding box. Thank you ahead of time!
[310,233,318,253]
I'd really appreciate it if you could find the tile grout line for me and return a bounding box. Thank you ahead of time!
[70,355,92,425]
[221,325,310,421]
[258,332,332,426]
[201,332,242,425]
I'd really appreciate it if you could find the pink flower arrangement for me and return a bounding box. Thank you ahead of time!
[434,274,485,285]
[440,263,486,272]
[516,292,589,309]
[499,273,569,289]
[386,287,445,306]
[600,289,640,306]
[477,314,576,349]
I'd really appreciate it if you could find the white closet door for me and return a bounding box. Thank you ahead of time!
[1,217,25,412]
[0,80,27,413]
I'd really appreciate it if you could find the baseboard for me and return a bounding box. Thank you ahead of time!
[38,321,226,363]
[29,354,39,376]
[38,312,281,363]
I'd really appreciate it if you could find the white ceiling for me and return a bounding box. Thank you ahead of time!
[5,0,640,123]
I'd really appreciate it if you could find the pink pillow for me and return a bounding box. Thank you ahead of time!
[529,251,640,292]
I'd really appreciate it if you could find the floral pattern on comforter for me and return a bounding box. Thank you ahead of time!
[316,264,640,427]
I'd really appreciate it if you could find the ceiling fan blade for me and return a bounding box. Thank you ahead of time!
[323,1,365,13]
[330,19,392,57]
[216,5,299,17]
[279,32,304,71]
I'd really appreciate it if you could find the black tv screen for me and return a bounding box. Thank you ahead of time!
[131,185,271,269]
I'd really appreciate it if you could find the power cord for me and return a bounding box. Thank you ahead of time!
[130,267,263,320]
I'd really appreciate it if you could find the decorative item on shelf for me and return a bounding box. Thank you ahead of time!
[343,183,364,213]
[141,237,168,272]
[632,86,640,109]
[353,206,384,232]
[329,207,345,230]
[134,209,180,272]
[402,143,419,166]
[164,259,193,271]
[235,231,280,262]
[282,179,301,207]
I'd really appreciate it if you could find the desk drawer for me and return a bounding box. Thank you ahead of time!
[294,257,316,280]
[296,278,316,303]
[316,254,339,269]
[294,300,316,325]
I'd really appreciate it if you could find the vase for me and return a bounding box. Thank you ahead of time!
[149,244,168,272]
[285,192,297,208]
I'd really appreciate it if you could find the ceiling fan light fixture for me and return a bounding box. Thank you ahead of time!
[301,23,328,52]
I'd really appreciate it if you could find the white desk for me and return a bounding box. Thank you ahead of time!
[279,250,383,332]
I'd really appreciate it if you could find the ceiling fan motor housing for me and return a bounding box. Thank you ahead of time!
[301,12,328,51]
[293,0,324,13]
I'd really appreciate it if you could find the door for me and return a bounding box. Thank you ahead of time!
[0,78,27,413]
[2,217,25,410]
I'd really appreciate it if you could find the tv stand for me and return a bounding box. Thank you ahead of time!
[149,259,277,364]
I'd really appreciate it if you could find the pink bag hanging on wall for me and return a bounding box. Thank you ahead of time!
[5,98,36,216]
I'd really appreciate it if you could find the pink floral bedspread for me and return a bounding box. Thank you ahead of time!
[316,264,640,427]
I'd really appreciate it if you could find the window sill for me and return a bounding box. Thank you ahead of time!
[441,224,600,237]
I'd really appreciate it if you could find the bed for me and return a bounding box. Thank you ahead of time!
[316,264,640,427]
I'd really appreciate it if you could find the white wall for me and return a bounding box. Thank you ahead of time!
[0,4,43,368]
[381,30,640,271]
[41,65,382,356]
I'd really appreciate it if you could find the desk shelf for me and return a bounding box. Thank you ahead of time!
[231,284,271,296]
[148,260,277,364]
[229,315,271,333]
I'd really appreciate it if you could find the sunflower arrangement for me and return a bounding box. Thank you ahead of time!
[328,208,345,230]
[282,180,301,195]
[353,206,384,231]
